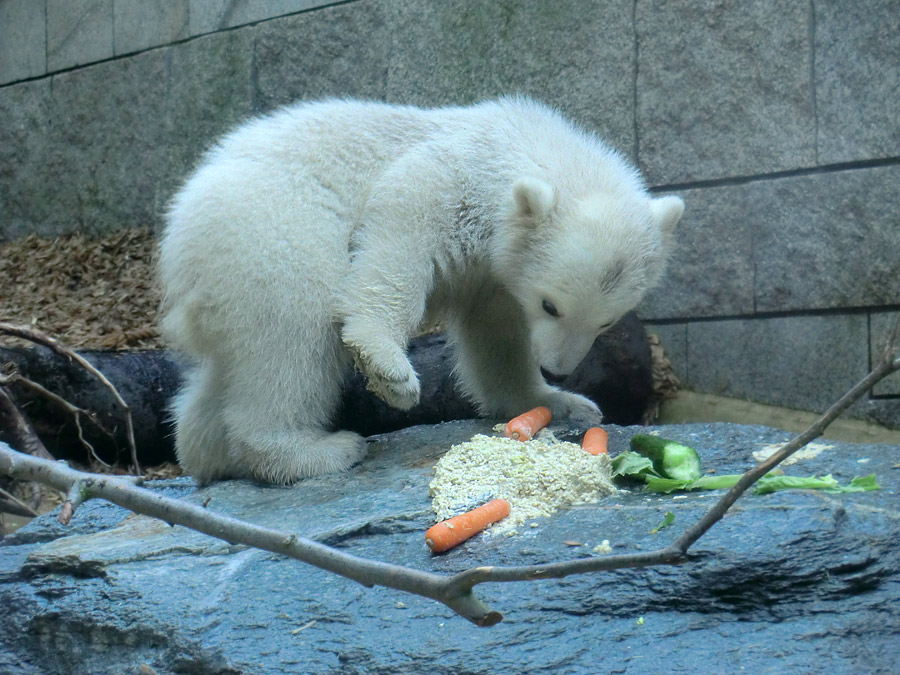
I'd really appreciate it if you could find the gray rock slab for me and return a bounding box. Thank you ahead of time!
[113,0,189,55]
[0,0,46,85]
[47,0,114,72]
[641,164,900,321]
[752,166,900,313]
[2,421,899,673]
[815,0,900,164]
[253,1,393,111]
[42,50,169,237]
[385,0,636,157]
[636,0,816,185]
[159,29,256,218]
[0,79,54,242]
[255,0,636,155]
[686,314,870,414]
[639,185,756,320]
[188,0,334,35]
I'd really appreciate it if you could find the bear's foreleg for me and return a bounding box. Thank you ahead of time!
[339,205,447,410]
[450,291,604,425]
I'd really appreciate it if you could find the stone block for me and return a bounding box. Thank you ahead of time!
[159,29,255,219]
[47,0,114,72]
[0,80,53,241]
[815,0,900,164]
[636,0,815,185]
[385,0,636,155]
[753,166,900,312]
[253,1,392,110]
[638,185,756,320]
[188,0,332,35]
[0,0,46,84]
[113,0,189,55]
[42,51,170,236]
[686,314,869,413]
[641,164,900,321]
[870,311,900,397]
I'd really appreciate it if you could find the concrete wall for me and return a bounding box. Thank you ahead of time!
[1,0,898,425]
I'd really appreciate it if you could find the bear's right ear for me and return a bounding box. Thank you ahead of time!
[512,177,555,227]
[650,195,685,236]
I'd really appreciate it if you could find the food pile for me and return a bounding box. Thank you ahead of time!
[427,409,615,548]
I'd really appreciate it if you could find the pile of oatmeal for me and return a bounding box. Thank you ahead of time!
[429,429,617,535]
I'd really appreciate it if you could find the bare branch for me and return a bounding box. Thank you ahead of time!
[1,369,114,467]
[0,384,54,461]
[0,323,140,473]
[0,483,39,518]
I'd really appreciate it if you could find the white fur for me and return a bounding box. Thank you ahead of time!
[159,97,684,484]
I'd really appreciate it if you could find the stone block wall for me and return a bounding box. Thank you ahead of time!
[1,0,898,425]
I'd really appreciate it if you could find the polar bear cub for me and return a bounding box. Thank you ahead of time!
[159,97,684,484]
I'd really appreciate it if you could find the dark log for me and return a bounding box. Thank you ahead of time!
[0,312,652,465]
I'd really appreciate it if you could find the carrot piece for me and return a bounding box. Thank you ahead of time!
[503,406,552,441]
[425,499,511,553]
[582,427,609,455]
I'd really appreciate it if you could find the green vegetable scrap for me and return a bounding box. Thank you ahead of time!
[650,511,675,534]
[629,434,702,482]
[613,435,881,497]
[753,473,880,495]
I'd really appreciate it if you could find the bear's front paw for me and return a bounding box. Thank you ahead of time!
[344,339,421,411]
[545,390,604,427]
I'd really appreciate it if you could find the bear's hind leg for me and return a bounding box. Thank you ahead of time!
[219,325,367,484]
[172,362,234,484]
[226,426,367,485]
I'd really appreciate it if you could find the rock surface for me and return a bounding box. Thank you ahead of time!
[1,421,899,674]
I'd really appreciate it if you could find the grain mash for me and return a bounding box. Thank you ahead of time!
[429,429,617,535]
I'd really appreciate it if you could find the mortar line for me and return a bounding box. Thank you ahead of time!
[650,155,900,193]
[0,0,364,91]
[809,0,819,165]
[643,304,900,327]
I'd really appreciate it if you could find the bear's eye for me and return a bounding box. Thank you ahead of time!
[542,299,560,318]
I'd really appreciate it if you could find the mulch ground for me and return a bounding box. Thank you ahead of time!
[1,228,163,350]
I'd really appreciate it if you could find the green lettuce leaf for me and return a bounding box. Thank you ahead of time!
[611,450,661,479]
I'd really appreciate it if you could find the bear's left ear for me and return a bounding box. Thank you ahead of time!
[650,195,684,235]
[512,177,555,227]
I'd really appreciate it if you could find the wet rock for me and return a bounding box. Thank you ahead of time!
[0,422,898,673]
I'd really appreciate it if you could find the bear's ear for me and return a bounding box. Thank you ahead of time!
[650,195,684,235]
[512,177,555,226]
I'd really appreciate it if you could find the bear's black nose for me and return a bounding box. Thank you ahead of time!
[540,367,567,385]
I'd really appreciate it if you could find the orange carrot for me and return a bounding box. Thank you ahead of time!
[582,427,609,455]
[425,499,511,553]
[504,406,552,441]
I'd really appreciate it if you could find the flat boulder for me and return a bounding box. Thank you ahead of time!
[1,421,898,673]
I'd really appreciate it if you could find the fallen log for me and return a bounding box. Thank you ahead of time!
[0,312,653,466]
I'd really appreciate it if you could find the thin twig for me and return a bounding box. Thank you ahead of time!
[0,324,140,474]
[0,384,54,460]
[0,483,39,518]
[1,370,114,467]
